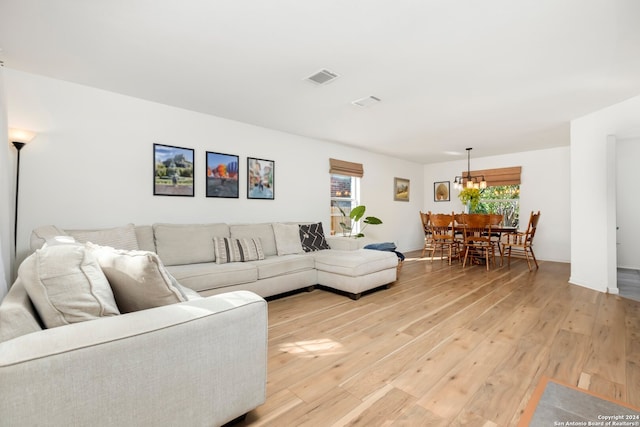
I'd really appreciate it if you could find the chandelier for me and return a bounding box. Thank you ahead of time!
[453,148,487,190]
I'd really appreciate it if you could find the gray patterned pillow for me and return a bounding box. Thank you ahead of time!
[213,237,265,264]
[299,223,330,252]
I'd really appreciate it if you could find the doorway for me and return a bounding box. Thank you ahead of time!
[616,138,640,301]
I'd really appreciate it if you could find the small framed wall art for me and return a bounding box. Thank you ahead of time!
[247,157,274,199]
[434,181,450,202]
[394,177,410,202]
[153,143,194,197]
[206,151,239,198]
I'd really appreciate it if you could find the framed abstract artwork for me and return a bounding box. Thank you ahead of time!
[394,177,410,202]
[247,157,274,199]
[206,152,239,198]
[434,181,450,202]
[153,143,194,197]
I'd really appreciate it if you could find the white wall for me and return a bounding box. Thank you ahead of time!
[0,67,12,298]
[616,138,640,269]
[4,69,425,273]
[571,94,640,293]
[422,146,571,263]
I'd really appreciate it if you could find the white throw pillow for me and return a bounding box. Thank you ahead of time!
[272,223,304,255]
[87,243,188,313]
[18,244,120,328]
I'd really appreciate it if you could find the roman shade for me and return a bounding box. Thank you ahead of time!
[329,158,364,178]
[461,166,521,187]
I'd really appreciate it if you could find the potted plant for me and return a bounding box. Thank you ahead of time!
[337,205,382,238]
[458,188,481,213]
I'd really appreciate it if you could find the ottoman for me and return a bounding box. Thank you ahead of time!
[314,249,398,300]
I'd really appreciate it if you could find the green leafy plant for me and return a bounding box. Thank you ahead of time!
[338,205,382,238]
[458,187,481,213]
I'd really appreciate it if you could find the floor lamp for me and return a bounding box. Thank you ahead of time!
[9,128,36,255]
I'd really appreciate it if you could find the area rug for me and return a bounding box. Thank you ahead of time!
[518,376,640,426]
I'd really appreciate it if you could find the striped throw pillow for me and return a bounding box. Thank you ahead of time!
[213,237,265,264]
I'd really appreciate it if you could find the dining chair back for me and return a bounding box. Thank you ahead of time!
[501,210,541,271]
[419,211,433,257]
[429,213,459,265]
[462,214,495,270]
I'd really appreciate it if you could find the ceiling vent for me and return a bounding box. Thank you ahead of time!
[352,95,381,108]
[305,69,339,85]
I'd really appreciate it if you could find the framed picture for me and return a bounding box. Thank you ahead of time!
[394,177,410,202]
[434,181,450,202]
[153,143,194,197]
[247,157,274,199]
[206,152,239,198]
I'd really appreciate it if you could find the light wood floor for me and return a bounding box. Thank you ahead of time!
[239,251,640,426]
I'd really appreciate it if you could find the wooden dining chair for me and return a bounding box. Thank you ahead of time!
[419,211,433,257]
[429,213,459,265]
[453,213,467,247]
[501,210,541,271]
[462,214,495,270]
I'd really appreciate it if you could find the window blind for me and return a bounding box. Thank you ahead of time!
[460,166,522,186]
[329,158,364,178]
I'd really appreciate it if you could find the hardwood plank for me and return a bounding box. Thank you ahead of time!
[543,329,591,384]
[627,361,640,407]
[460,339,550,425]
[416,336,514,419]
[392,328,487,398]
[340,386,416,426]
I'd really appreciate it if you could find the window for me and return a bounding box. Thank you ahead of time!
[460,166,521,227]
[330,174,360,235]
[477,185,520,226]
[328,158,364,236]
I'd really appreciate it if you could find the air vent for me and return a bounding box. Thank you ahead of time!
[352,96,382,107]
[305,69,339,85]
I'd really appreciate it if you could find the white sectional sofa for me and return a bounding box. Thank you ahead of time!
[30,222,399,300]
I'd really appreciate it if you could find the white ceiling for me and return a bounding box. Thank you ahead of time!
[1,0,640,163]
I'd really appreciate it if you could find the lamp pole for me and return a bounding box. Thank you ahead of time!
[12,141,26,254]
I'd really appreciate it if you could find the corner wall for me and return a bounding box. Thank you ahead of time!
[423,146,571,263]
[571,94,640,293]
[0,67,11,298]
[4,69,425,273]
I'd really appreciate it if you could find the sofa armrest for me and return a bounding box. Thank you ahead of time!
[0,291,267,427]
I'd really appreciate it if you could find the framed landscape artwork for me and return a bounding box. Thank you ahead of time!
[153,143,194,197]
[434,181,450,202]
[247,157,274,199]
[394,177,410,202]
[206,152,239,198]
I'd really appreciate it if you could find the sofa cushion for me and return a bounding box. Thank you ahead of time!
[273,223,304,256]
[251,254,316,280]
[67,223,140,251]
[153,223,229,266]
[213,237,265,264]
[299,223,330,252]
[230,223,277,256]
[165,262,258,293]
[87,243,188,313]
[135,225,156,252]
[313,249,399,276]
[18,244,120,328]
